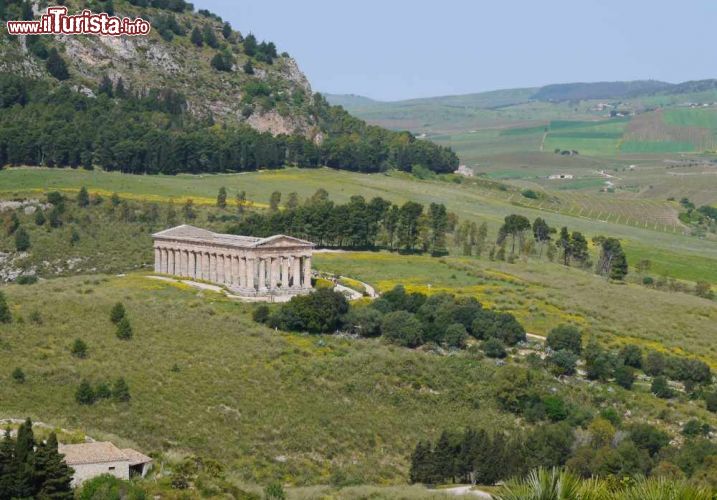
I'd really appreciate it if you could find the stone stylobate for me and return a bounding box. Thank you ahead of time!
[152,225,315,297]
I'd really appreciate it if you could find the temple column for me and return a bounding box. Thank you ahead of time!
[180,250,187,277]
[231,255,239,287]
[303,256,312,289]
[238,257,246,288]
[246,258,255,290]
[168,249,175,275]
[224,254,232,286]
[160,248,168,273]
[209,253,217,282]
[292,255,301,289]
[281,256,290,288]
[154,248,161,273]
[258,258,267,291]
[203,252,210,281]
[190,251,197,279]
[269,257,278,290]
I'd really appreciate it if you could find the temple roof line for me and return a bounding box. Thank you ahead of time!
[152,225,315,249]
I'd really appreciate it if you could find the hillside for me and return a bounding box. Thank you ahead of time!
[0,0,458,175]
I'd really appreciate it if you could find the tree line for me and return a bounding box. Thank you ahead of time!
[229,190,454,253]
[0,74,458,175]
[0,418,74,499]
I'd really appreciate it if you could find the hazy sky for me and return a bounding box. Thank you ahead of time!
[195,0,716,101]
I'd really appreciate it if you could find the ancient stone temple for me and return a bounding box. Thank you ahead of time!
[152,225,314,297]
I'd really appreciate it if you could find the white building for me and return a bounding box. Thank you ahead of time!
[58,442,152,486]
[548,174,574,180]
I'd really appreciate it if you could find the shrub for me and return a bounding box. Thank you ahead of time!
[342,306,383,337]
[682,419,710,437]
[443,323,468,348]
[642,276,654,285]
[483,338,507,358]
[614,365,636,389]
[110,302,126,324]
[543,396,568,421]
[16,275,37,285]
[95,382,112,400]
[651,376,673,399]
[269,288,349,334]
[252,304,270,323]
[77,186,90,207]
[620,344,642,368]
[380,311,423,348]
[548,349,578,376]
[77,474,147,500]
[644,351,666,376]
[628,423,670,456]
[0,291,10,323]
[546,324,582,355]
[75,380,95,405]
[34,209,46,226]
[264,482,285,500]
[71,339,88,358]
[12,367,25,383]
[116,317,133,340]
[113,377,131,402]
[705,392,717,413]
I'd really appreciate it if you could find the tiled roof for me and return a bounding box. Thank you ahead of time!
[152,225,314,248]
[58,442,152,466]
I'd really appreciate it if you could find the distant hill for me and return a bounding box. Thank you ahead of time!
[531,80,673,101]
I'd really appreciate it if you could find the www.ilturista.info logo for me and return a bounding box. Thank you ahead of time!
[6,6,151,36]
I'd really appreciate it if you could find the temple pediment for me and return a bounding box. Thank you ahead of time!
[253,235,315,249]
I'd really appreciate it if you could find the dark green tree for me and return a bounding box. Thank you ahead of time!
[34,432,74,499]
[269,191,281,212]
[71,339,88,358]
[202,24,218,48]
[651,376,673,399]
[620,344,643,368]
[77,186,90,207]
[483,338,507,358]
[397,201,424,251]
[546,324,582,355]
[409,440,433,484]
[549,349,578,376]
[190,27,203,46]
[116,317,133,340]
[222,21,232,39]
[380,311,423,348]
[615,365,635,389]
[558,226,571,265]
[12,367,25,384]
[46,49,69,80]
[497,214,531,255]
[428,202,448,256]
[242,59,254,75]
[109,302,125,324]
[14,227,30,251]
[75,380,95,405]
[34,209,46,226]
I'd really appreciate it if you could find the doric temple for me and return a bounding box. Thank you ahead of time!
[152,225,315,296]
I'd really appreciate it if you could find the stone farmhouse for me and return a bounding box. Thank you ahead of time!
[58,441,152,486]
[152,225,315,297]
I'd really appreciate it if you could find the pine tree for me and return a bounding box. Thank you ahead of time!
[222,21,232,39]
[32,432,72,499]
[98,75,113,97]
[409,440,432,484]
[112,377,131,402]
[11,367,25,384]
[116,317,133,340]
[109,302,126,324]
[115,77,126,98]
[34,210,46,226]
[14,227,30,251]
[432,431,455,484]
[242,59,254,75]
[75,380,95,405]
[202,24,218,48]
[0,291,11,323]
[15,418,34,465]
[76,186,90,207]
[0,429,16,499]
[46,49,69,80]
[190,27,203,46]
[216,187,227,208]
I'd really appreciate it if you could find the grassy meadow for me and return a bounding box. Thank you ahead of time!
[1,167,715,285]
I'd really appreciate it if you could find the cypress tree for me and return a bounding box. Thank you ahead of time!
[116,317,133,340]
[14,227,30,251]
[35,433,73,499]
[109,302,126,324]
[76,186,90,207]
[432,431,455,484]
[0,291,11,323]
[409,440,432,484]
[222,21,232,39]
[216,187,227,208]
[0,429,16,498]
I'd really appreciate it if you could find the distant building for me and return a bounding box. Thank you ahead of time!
[548,174,574,180]
[59,442,152,486]
[454,165,475,177]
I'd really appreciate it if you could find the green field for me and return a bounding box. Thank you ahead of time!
[1,167,715,284]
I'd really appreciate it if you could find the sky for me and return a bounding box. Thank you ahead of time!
[195,0,716,101]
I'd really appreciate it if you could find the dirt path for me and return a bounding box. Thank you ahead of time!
[441,485,493,498]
